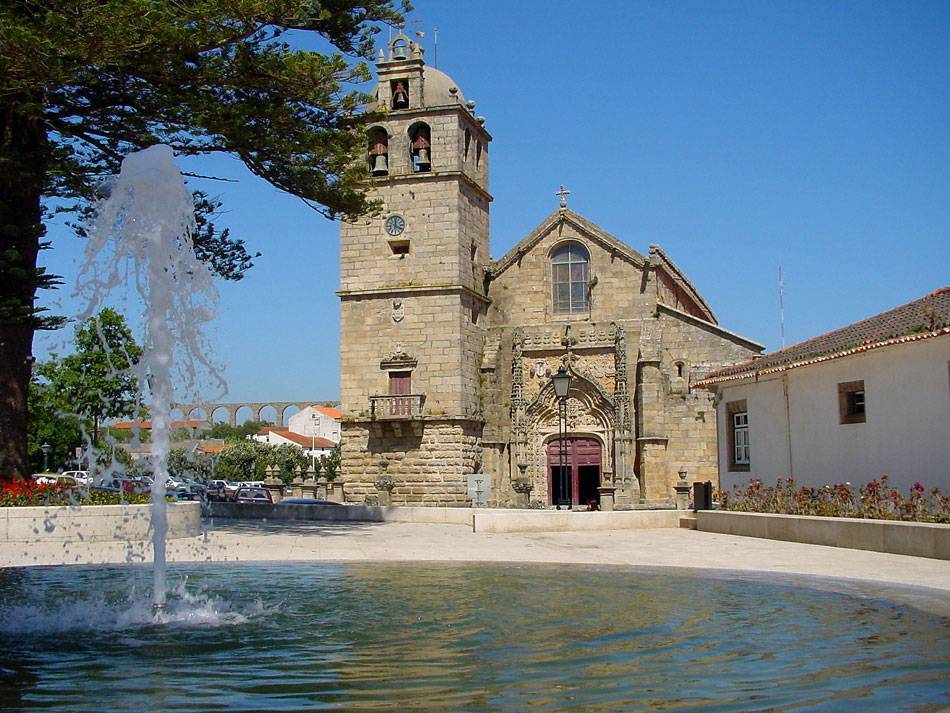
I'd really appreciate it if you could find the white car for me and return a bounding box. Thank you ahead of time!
[61,470,92,485]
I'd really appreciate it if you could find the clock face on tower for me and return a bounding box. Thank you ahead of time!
[385,215,405,236]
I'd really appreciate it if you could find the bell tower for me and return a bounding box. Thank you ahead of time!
[338,32,492,505]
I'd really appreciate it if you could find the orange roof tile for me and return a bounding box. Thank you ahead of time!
[267,430,336,449]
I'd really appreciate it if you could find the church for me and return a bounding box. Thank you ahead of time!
[337,34,762,508]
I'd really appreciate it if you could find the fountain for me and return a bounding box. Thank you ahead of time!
[74,144,220,609]
[0,149,946,710]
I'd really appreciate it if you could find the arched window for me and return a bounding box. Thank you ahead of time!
[551,243,590,315]
[409,122,431,173]
[368,127,388,176]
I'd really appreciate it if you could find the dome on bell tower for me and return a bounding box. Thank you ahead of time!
[422,65,464,107]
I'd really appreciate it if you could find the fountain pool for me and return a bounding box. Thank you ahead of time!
[0,562,946,711]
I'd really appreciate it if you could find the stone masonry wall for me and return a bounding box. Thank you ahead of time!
[488,220,655,328]
[340,291,482,417]
[341,419,482,506]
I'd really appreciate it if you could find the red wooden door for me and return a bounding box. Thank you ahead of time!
[546,437,602,506]
[388,371,412,416]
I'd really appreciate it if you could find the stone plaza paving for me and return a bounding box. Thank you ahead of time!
[2,520,948,616]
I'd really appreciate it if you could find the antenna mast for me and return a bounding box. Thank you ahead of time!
[779,265,786,349]
[434,27,439,67]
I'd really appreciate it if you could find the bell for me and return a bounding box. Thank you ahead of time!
[371,154,388,176]
[392,42,408,60]
[416,147,430,171]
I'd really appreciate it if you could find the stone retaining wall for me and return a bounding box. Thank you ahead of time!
[211,501,473,525]
[697,511,950,560]
[0,502,201,543]
[211,501,681,533]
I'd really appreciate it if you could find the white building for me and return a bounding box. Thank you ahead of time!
[696,288,950,492]
[251,406,341,460]
[286,406,341,443]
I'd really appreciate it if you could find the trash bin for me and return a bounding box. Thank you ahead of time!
[693,481,712,511]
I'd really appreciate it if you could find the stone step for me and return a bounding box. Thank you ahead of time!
[679,514,697,530]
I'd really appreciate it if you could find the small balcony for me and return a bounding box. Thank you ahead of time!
[369,394,426,420]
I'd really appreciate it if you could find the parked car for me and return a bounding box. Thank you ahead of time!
[235,487,272,504]
[95,477,148,494]
[61,470,92,485]
[32,473,80,488]
[279,498,342,506]
[169,487,200,501]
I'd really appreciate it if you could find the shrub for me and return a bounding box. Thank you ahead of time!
[1,480,155,507]
[717,476,949,523]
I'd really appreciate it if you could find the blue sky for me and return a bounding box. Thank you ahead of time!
[36,0,949,408]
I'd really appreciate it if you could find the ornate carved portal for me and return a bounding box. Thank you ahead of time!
[522,371,614,505]
[508,324,640,506]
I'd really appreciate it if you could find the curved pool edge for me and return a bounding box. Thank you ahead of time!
[2,519,948,617]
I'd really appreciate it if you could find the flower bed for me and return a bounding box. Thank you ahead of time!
[718,476,949,523]
[1,480,152,508]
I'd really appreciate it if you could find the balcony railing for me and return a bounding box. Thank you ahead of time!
[369,394,426,420]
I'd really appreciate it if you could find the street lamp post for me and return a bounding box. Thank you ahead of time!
[310,412,319,470]
[551,366,572,509]
[40,443,51,472]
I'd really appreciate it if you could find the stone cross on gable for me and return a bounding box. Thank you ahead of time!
[555,185,571,209]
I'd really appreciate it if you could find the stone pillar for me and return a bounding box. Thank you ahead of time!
[328,481,345,503]
[263,465,283,504]
[673,468,691,510]
[291,467,304,498]
[316,478,329,500]
[375,476,394,506]
[512,478,533,508]
[597,485,616,511]
[299,464,315,499]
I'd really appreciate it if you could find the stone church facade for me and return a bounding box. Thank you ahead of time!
[337,34,762,508]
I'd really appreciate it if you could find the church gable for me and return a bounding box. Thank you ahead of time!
[486,209,654,326]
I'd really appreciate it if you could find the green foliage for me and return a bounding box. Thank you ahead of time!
[35,309,142,443]
[214,439,308,484]
[3,0,406,480]
[207,420,269,441]
[322,444,341,481]
[215,440,269,482]
[268,443,309,484]
[26,376,83,473]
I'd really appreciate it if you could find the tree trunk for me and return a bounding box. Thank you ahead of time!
[0,94,48,481]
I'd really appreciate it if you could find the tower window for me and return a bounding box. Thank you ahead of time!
[389,239,410,256]
[368,127,389,176]
[409,123,431,173]
[390,80,409,109]
[551,243,590,315]
[464,128,471,160]
[675,361,686,378]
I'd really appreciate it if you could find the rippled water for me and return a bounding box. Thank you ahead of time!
[0,563,947,711]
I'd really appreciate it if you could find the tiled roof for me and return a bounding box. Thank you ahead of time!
[196,441,225,454]
[696,287,950,385]
[267,430,336,449]
[314,406,342,420]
